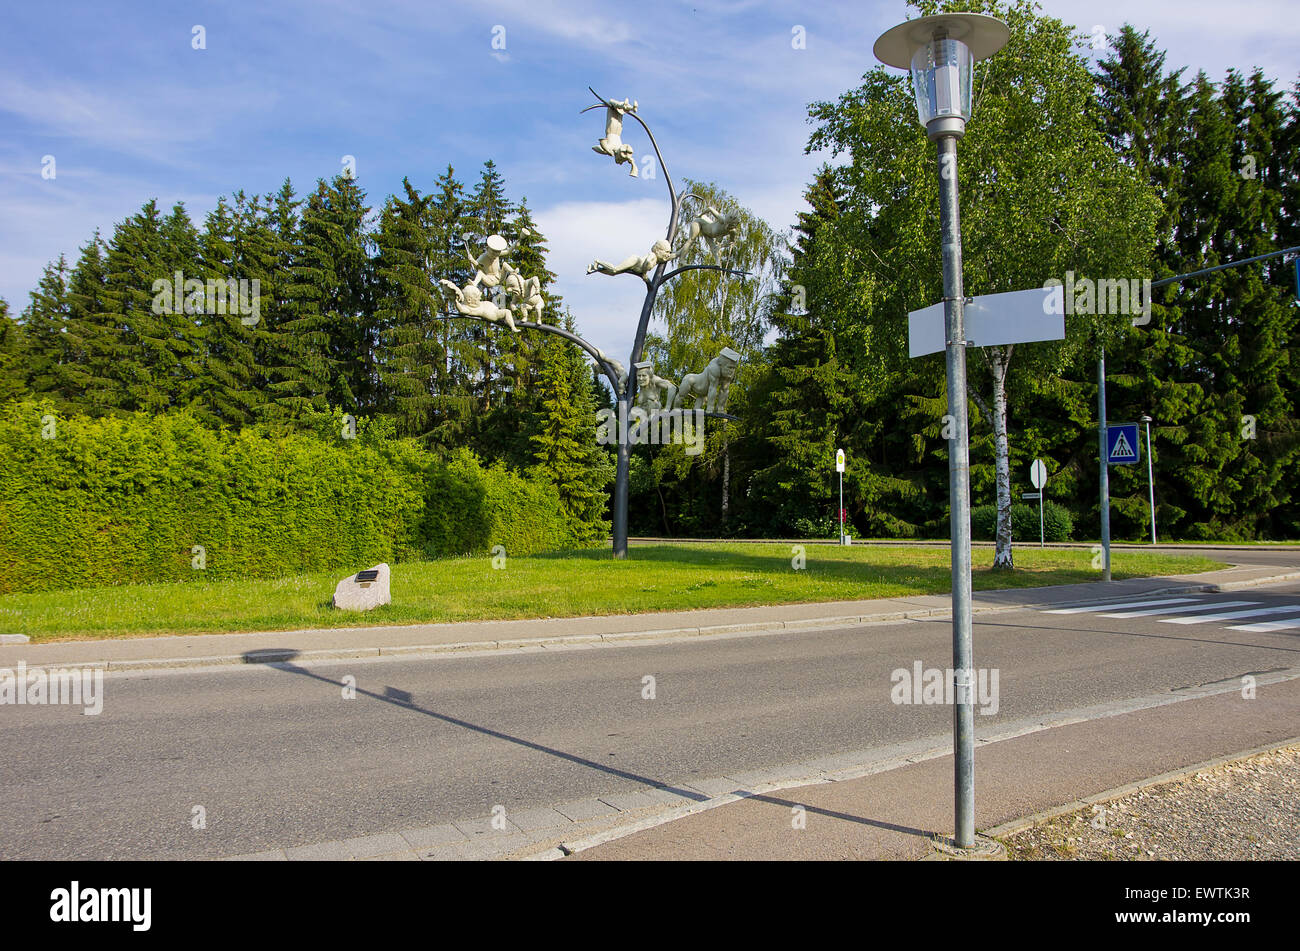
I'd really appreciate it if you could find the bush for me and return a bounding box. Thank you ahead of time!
[0,403,590,594]
[792,515,839,539]
[418,449,576,557]
[971,500,1073,543]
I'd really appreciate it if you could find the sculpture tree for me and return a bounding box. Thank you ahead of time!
[438,87,747,558]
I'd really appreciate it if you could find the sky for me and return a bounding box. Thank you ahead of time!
[2,0,1296,362]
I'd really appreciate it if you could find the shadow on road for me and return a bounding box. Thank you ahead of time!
[245,652,711,804]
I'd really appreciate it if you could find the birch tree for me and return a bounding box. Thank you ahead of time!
[805,0,1159,567]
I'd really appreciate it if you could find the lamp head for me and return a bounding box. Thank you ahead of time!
[874,13,1009,140]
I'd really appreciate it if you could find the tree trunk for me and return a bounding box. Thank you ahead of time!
[990,345,1014,569]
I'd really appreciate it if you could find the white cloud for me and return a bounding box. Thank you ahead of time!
[534,196,674,360]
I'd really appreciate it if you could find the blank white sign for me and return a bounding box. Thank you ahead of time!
[908,285,1066,358]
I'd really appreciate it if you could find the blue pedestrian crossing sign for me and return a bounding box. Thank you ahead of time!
[1106,423,1140,465]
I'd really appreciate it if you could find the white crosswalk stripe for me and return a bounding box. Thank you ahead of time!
[1162,604,1300,625]
[1230,617,1300,633]
[1102,600,1260,619]
[1044,597,1201,615]
[1043,595,1300,630]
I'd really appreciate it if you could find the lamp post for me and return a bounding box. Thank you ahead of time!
[1140,414,1156,545]
[875,11,1008,853]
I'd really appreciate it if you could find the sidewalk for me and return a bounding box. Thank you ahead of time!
[2,563,1296,673]
[567,672,1300,861]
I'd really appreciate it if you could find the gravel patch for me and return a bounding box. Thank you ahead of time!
[1005,745,1300,861]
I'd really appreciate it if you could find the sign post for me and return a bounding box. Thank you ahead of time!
[836,449,846,545]
[1029,459,1047,547]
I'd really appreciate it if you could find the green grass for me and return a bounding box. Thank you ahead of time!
[0,542,1223,642]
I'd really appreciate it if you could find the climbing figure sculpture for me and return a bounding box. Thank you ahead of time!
[591,95,639,177]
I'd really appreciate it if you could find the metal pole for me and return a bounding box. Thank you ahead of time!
[1145,419,1156,545]
[1039,491,1044,548]
[1098,350,1111,581]
[839,469,844,544]
[936,133,975,849]
[613,396,631,559]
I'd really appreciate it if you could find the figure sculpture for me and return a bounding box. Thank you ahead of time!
[587,239,677,287]
[439,280,520,333]
[673,347,740,414]
[502,264,544,322]
[682,206,740,261]
[594,348,628,393]
[464,234,510,288]
[633,362,676,413]
[591,95,639,177]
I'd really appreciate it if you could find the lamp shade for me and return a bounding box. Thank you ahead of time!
[911,37,974,132]
[874,13,1009,139]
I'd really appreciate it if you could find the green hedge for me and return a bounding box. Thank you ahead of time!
[971,500,1074,543]
[418,449,574,558]
[0,403,583,594]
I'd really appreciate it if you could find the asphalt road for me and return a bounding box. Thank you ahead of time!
[3,579,1298,860]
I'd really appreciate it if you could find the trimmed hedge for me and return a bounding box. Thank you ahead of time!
[971,500,1074,543]
[419,449,574,559]
[0,403,582,594]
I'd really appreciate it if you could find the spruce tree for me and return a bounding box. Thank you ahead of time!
[280,175,374,421]
[426,165,475,447]
[0,299,25,403]
[19,256,72,406]
[529,319,612,543]
[373,178,442,438]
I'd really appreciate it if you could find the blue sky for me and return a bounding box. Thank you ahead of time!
[2,0,1296,360]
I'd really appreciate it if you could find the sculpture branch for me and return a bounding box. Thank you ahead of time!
[434,313,624,396]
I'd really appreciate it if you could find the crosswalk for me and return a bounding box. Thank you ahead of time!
[1043,594,1300,632]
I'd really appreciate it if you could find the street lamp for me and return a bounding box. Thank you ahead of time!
[1140,414,1156,545]
[875,12,1009,854]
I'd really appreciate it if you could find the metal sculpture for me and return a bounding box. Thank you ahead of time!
[673,347,741,415]
[436,87,749,558]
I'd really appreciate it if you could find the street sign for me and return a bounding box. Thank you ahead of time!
[1030,458,1047,489]
[1022,492,1040,500]
[908,285,1066,358]
[835,449,845,472]
[1106,423,1140,465]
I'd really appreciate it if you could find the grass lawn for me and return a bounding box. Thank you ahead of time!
[0,542,1223,642]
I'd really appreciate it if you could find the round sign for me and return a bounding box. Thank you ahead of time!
[1030,459,1047,489]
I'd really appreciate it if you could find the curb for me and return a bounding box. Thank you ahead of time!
[982,735,1300,842]
[9,570,1300,675]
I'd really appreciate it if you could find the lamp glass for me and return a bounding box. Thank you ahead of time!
[910,36,974,127]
